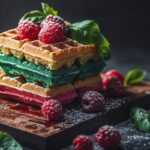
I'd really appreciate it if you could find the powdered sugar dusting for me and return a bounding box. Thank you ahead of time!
[63,96,132,126]
[64,120,150,150]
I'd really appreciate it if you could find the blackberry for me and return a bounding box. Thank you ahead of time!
[82,91,105,112]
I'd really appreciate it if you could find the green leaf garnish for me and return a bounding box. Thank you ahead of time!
[131,107,150,133]
[69,20,110,61]
[125,69,146,86]
[0,131,23,150]
[20,2,58,23]
[20,10,45,23]
[41,2,58,16]
[99,34,111,60]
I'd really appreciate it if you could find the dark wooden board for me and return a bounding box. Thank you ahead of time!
[0,83,149,150]
[65,119,150,150]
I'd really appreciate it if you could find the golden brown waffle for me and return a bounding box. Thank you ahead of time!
[0,70,6,77]
[0,70,102,98]
[74,75,102,89]
[0,29,99,70]
[0,70,74,97]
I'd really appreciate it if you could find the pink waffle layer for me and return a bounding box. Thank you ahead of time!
[0,85,77,106]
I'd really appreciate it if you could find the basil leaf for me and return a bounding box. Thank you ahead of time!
[20,10,45,23]
[131,107,150,133]
[0,131,23,150]
[125,69,146,86]
[41,2,58,16]
[99,34,110,60]
[69,20,100,44]
[69,20,110,61]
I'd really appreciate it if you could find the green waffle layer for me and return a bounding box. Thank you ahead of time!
[0,53,79,87]
[0,53,105,87]
[79,60,105,79]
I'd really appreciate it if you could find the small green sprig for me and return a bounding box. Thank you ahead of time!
[20,2,58,23]
[124,69,147,86]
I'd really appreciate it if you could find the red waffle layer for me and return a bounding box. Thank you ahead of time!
[0,85,77,106]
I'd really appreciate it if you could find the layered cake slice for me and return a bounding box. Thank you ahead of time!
[0,29,100,70]
[0,70,77,105]
[0,3,110,120]
[0,70,102,106]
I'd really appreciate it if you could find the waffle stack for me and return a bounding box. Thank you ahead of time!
[0,29,105,106]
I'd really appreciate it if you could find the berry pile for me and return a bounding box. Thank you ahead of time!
[18,15,66,44]
[73,125,121,150]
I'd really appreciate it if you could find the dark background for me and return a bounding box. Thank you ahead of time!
[0,0,150,80]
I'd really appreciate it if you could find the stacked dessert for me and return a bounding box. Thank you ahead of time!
[0,3,109,119]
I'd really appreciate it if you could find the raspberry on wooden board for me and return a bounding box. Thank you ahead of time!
[103,75,125,97]
[95,125,121,149]
[82,91,105,112]
[41,99,63,121]
[73,135,93,150]
[106,69,125,85]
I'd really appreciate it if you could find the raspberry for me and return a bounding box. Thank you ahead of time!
[41,15,65,28]
[73,135,93,150]
[18,21,40,40]
[103,75,125,97]
[82,91,105,112]
[95,125,121,149]
[41,99,63,121]
[106,69,124,85]
[39,21,66,44]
